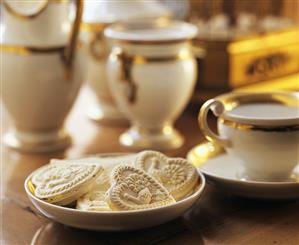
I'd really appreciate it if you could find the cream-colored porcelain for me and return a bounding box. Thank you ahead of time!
[199,92,299,181]
[81,0,170,124]
[1,0,84,153]
[187,142,299,200]
[105,20,198,150]
[24,153,205,231]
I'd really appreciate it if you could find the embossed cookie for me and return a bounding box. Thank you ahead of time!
[108,165,175,211]
[76,190,111,211]
[135,151,198,200]
[92,171,111,191]
[135,151,168,175]
[33,163,103,205]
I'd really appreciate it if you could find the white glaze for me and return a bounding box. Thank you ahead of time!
[218,123,299,181]
[200,93,299,181]
[1,2,84,152]
[81,0,170,123]
[2,3,71,46]
[107,43,196,128]
[224,103,299,126]
[105,21,197,150]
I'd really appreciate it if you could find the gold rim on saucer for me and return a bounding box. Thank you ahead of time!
[187,141,299,184]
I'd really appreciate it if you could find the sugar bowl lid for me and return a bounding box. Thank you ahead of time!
[217,92,299,127]
[104,20,198,43]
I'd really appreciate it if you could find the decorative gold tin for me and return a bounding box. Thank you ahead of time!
[192,28,299,103]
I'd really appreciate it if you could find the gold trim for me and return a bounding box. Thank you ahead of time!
[114,49,193,64]
[28,180,36,194]
[187,142,224,168]
[81,22,106,33]
[105,18,197,45]
[62,0,83,72]
[228,29,299,55]
[219,118,299,131]
[113,48,137,104]
[1,0,83,79]
[114,39,192,46]
[216,92,299,112]
[111,48,193,104]
[199,99,230,147]
[1,44,65,55]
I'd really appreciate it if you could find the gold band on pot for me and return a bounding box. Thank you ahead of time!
[114,39,192,46]
[111,48,194,104]
[219,118,299,132]
[123,50,193,64]
[0,44,65,55]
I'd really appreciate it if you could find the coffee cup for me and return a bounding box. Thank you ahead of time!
[199,92,299,181]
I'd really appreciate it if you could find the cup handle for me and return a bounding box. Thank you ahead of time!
[198,99,231,147]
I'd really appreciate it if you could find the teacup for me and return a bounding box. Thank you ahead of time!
[104,20,198,150]
[199,92,299,181]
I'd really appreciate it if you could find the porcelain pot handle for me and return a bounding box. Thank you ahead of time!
[63,0,83,74]
[199,99,230,147]
[112,47,137,104]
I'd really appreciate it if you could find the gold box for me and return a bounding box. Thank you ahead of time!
[193,28,299,102]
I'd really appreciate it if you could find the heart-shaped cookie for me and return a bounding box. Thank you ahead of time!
[135,151,198,200]
[76,190,111,211]
[33,163,103,205]
[108,165,175,211]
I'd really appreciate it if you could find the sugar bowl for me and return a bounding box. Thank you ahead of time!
[105,20,198,150]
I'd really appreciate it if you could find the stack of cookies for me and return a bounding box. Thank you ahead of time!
[31,151,199,211]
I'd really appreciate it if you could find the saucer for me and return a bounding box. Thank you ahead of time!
[25,153,205,231]
[187,142,299,200]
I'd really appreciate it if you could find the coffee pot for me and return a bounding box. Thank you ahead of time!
[1,0,84,153]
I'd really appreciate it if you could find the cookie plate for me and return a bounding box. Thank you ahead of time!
[25,154,205,231]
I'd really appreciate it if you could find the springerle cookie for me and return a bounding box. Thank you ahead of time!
[76,190,111,211]
[33,163,103,205]
[135,151,198,200]
[108,165,175,211]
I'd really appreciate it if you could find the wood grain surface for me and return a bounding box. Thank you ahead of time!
[1,88,298,245]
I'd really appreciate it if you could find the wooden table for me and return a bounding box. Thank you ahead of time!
[1,88,299,245]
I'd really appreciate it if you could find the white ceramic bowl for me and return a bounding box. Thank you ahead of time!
[24,162,205,231]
